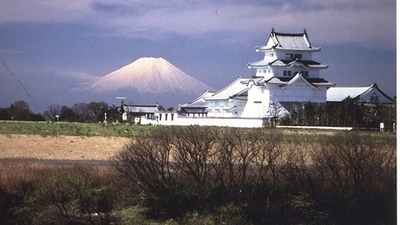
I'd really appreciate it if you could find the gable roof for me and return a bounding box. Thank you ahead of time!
[204,77,251,101]
[179,90,215,108]
[327,83,395,103]
[279,73,318,89]
[256,29,321,52]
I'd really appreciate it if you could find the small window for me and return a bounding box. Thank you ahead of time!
[288,71,292,76]
[171,114,174,121]
[294,54,302,59]
[165,114,168,121]
[159,114,162,121]
[285,53,302,59]
[263,70,266,73]
[370,96,379,102]
[303,71,309,77]
[283,70,292,77]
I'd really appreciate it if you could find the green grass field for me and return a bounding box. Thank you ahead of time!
[0,120,154,137]
[0,120,395,140]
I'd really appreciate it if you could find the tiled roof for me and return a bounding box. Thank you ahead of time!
[270,30,320,51]
[256,29,321,51]
[180,90,214,108]
[327,87,369,102]
[248,59,328,69]
[326,83,395,103]
[204,77,251,100]
[264,74,335,87]
[124,104,158,113]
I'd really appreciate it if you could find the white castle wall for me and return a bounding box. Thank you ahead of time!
[145,112,267,128]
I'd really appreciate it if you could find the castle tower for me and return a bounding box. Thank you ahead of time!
[248,28,328,80]
[241,29,335,118]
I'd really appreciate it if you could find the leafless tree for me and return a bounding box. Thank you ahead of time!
[44,104,61,122]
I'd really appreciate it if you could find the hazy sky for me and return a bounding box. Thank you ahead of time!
[0,0,396,112]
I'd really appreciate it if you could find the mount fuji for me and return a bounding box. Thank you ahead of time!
[72,57,213,108]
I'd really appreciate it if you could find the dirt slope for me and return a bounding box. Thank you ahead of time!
[0,134,130,160]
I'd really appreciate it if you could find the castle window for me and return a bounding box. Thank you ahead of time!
[285,53,302,59]
[263,70,266,73]
[370,96,379,102]
[303,71,309,77]
[283,70,292,77]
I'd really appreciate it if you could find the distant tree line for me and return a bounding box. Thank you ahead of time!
[279,97,396,130]
[43,102,120,123]
[0,100,121,123]
[0,98,396,129]
[0,100,45,121]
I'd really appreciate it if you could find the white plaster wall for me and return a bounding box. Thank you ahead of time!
[241,85,269,118]
[157,114,266,128]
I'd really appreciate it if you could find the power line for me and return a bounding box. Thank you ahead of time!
[2,61,39,110]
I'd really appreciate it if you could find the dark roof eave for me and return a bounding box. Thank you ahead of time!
[255,46,321,52]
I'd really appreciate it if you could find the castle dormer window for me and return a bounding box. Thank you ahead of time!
[286,53,302,59]
[283,70,292,77]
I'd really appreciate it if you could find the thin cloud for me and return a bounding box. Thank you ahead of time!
[0,49,22,54]
[56,71,99,82]
[0,0,395,48]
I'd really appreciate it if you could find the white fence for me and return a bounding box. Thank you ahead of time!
[140,112,268,128]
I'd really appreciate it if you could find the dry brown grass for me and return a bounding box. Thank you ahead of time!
[0,134,130,160]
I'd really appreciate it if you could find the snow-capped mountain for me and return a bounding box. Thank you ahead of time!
[83,57,211,94]
[71,57,213,108]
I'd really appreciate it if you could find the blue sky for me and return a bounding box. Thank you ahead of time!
[0,0,396,112]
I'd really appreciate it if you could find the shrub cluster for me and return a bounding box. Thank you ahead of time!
[112,126,396,225]
[0,161,124,225]
[0,127,396,225]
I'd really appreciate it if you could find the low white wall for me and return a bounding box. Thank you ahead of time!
[156,114,266,128]
[276,125,353,130]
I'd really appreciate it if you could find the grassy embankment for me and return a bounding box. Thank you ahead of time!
[0,120,154,137]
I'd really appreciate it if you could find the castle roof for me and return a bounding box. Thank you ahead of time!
[256,29,321,52]
[265,73,335,87]
[248,59,328,69]
[327,83,395,103]
[179,90,215,108]
[124,104,158,113]
[204,77,252,101]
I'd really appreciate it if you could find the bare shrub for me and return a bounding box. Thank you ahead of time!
[310,131,396,224]
[112,127,396,224]
[27,165,119,225]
